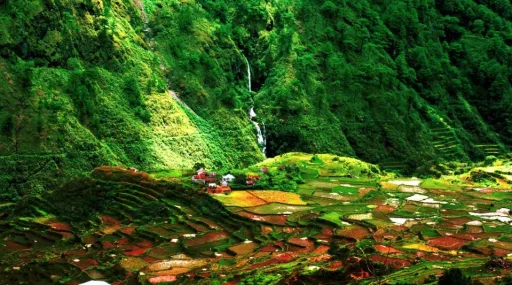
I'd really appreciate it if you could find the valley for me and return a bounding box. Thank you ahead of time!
[2,153,512,284]
[0,0,512,284]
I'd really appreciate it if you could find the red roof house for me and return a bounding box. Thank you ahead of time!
[207,183,231,194]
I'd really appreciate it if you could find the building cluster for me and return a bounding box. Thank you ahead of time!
[191,167,269,194]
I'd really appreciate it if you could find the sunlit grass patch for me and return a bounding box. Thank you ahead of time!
[214,190,307,208]
[332,186,359,195]
[420,178,466,190]
[297,185,315,196]
[319,212,345,227]
[150,169,182,180]
[300,167,319,179]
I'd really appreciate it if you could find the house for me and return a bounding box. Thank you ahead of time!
[247,174,261,180]
[192,169,207,183]
[207,183,231,194]
[222,174,235,182]
[193,168,219,185]
[193,172,206,180]
[216,185,231,193]
[260,167,268,173]
[192,175,205,184]
[221,180,228,187]
[246,180,255,186]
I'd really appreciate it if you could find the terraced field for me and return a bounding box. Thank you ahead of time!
[1,155,512,284]
[378,160,409,172]
[431,126,465,160]
[475,144,502,156]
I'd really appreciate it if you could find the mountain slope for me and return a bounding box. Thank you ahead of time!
[143,0,512,166]
[1,0,512,197]
[0,0,262,200]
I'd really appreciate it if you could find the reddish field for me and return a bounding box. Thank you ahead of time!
[444,217,473,226]
[236,211,288,225]
[119,226,136,235]
[335,226,370,241]
[428,236,467,250]
[375,244,402,254]
[374,205,397,213]
[149,276,178,284]
[370,255,411,269]
[48,222,73,232]
[185,231,229,246]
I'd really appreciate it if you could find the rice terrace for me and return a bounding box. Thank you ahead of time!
[2,153,512,284]
[1,0,512,284]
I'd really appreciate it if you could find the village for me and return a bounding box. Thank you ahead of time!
[191,167,268,194]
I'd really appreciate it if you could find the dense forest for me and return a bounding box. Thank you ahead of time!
[0,0,511,196]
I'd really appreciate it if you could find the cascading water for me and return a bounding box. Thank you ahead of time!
[135,2,266,155]
[244,56,267,156]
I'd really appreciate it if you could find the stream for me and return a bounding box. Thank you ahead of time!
[134,0,267,156]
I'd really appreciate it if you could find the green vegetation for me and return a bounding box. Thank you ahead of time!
[439,268,472,285]
[155,0,511,166]
[0,0,512,281]
[0,0,264,198]
[1,156,512,283]
[1,0,511,197]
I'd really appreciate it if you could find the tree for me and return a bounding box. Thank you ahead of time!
[1,114,14,136]
[193,162,206,170]
[438,269,472,285]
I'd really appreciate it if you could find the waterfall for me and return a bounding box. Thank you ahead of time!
[244,57,252,92]
[244,56,267,157]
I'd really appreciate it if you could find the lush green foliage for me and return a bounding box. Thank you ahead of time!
[0,0,263,198]
[144,0,512,166]
[439,268,472,285]
[0,0,511,196]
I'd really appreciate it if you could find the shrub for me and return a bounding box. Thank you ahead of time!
[124,77,143,107]
[484,155,498,166]
[1,114,14,135]
[310,154,324,164]
[499,275,512,285]
[438,269,471,285]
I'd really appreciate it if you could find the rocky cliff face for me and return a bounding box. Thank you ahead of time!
[1,0,511,198]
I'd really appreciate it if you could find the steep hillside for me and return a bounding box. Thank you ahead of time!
[1,0,512,197]
[0,0,262,200]
[159,0,511,165]
[137,0,512,167]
